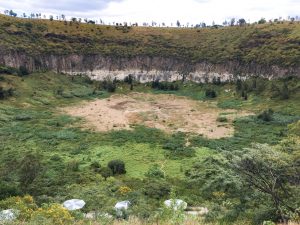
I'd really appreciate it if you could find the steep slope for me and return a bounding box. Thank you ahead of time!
[0,14,300,81]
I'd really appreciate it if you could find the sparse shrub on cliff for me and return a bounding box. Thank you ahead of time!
[151,80,179,91]
[212,77,222,85]
[102,80,117,92]
[18,66,29,76]
[0,65,18,75]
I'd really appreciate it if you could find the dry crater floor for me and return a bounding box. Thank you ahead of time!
[62,93,249,139]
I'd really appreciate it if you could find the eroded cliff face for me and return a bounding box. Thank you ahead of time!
[0,52,299,82]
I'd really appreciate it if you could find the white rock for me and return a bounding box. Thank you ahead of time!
[0,209,18,221]
[114,200,131,210]
[164,199,187,210]
[63,199,85,211]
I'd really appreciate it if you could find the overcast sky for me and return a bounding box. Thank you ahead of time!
[0,0,299,25]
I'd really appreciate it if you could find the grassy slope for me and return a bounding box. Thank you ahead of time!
[0,15,300,67]
[0,73,299,221]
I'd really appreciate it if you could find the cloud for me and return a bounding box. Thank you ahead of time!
[0,0,299,25]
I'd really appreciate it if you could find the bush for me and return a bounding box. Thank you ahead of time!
[145,164,165,179]
[31,203,73,225]
[0,182,21,200]
[18,66,29,76]
[90,161,101,172]
[151,80,179,91]
[0,86,14,99]
[102,80,117,92]
[67,160,80,172]
[0,65,18,75]
[205,89,217,98]
[108,160,126,175]
[144,180,171,199]
[163,133,195,159]
[258,109,274,122]
[99,167,113,180]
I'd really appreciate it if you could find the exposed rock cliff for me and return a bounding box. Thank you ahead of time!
[1,52,299,82]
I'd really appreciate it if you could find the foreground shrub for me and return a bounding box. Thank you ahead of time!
[144,180,171,199]
[108,160,126,175]
[31,204,73,225]
[0,195,37,220]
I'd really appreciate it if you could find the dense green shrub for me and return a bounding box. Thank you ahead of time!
[102,80,117,92]
[151,80,179,91]
[258,109,274,122]
[19,152,43,192]
[205,89,217,98]
[99,167,113,180]
[67,160,80,172]
[0,86,14,99]
[18,66,29,76]
[0,182,20,200]
[163,132,195,159]
[143,180,171,199]
[145,164,165,179]
[108,160,126,175]
[90,161,101,172]
[0,65,18,75]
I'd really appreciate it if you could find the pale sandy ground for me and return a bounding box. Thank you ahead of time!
[62,93,251,139]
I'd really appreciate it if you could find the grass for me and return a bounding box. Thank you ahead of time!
[0,14,300,67]
[0,72,299,224]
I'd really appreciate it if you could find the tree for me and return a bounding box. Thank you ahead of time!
[9,10,17,17]
[230,18,236,26]
[108,160,126,175]
[233,144,300,220]
[176,20,181,27]
[185,154,242,199]
[100,167,113,180]
[49,15,54,21]
[238,18,246,26]
[258,18,267,24]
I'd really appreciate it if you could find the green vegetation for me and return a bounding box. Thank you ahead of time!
[0,14,300,67]
[0,71,299,224]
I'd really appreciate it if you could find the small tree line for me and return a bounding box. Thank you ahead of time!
[2,9,299,28]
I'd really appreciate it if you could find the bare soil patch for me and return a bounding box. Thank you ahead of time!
[62,93,250,139]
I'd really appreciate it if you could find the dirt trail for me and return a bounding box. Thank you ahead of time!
[62,93,250,139]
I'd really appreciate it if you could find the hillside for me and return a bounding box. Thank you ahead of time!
[0,13,300,225]
[0,70,299,224]
[0,15,300,79]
